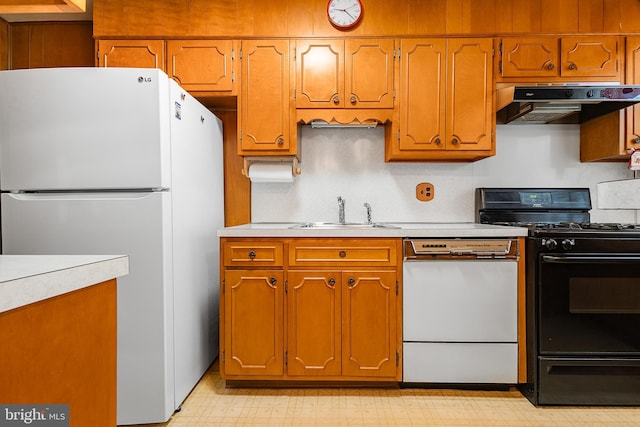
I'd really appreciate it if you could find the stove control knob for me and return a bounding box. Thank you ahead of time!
[561,238,576,250]
[543,238,558,250]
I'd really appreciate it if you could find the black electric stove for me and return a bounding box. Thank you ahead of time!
[476,188,640,407]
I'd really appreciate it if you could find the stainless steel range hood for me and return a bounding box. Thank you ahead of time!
[496,84,640,124]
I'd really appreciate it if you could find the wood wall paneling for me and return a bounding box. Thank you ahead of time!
[214,110,251,227]
[10,22,93,69]
[92,0,634,37]
[0,18,7,70]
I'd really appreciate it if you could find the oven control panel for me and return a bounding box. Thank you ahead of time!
[404,239,519,260]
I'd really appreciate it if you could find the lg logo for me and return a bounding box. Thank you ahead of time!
[137,76,152,83]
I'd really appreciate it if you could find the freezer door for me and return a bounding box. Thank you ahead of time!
[1,191,175,424]
[0,68,171,191]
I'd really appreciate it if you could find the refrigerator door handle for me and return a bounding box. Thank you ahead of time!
[5,191,165,201]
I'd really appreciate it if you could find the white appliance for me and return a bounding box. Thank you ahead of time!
[0,67,224,425]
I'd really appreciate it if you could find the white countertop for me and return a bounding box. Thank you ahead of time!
[0,255,129,314]
[217,222,529,238]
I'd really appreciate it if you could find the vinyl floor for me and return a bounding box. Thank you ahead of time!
[130,361,640,427]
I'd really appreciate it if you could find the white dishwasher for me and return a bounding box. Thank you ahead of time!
[402,238,519,384]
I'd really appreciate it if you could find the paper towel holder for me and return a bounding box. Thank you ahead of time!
[241,156,301,178]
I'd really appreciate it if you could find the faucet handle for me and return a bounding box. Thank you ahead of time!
[364,202,372,224]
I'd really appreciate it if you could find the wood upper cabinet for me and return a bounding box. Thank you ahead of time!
[498,36,621,82]
[387,38,494,162]
[580,36,640,162]
[295,39,394,109]
[239,39,296,155]
[166,40,236,93]
[96,39,165,70]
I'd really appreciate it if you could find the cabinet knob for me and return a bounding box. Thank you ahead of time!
[350,95,357,104]
[248,250,256,260]
[434,137,441,145]
[546,63,555,70]
[451,138,459,145]
[328,277,336,287]
[269,277,277,285]
[332,95,340,104]
[568,62,577,70]
[277,137,284,146]
[348,277,356,286]
[634,137,640,144]
[339,250,347,258]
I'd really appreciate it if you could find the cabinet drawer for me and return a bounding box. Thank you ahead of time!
[223,241,284,266]
[289,239,397,267]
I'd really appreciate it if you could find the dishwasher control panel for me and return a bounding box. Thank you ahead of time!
[404,238,518,259]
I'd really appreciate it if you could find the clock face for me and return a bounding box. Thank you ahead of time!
[327,0,363,30]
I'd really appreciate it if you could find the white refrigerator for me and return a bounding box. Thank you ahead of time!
[0,67,224,425]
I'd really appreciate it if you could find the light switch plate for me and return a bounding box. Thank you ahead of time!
[416,182,434,201]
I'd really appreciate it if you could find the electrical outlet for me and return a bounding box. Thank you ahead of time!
[416,182,434,202]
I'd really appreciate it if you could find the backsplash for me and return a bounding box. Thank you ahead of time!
[251,125,636,224]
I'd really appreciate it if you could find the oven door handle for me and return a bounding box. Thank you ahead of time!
[542,255,640,263]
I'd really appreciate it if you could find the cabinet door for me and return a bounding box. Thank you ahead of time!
[223,269,284,376]
[345,39,394,109]
[500,37,558,78]
[239,40,294,154]
[560,36,619,79]
[97,40,165,70]
[447,38,494,151]
[627,37,640,152]
[295,39,344,108]
[167,40,236,93]
[398,39,446,151]
[287,270,341,376]
[342,270,397,378]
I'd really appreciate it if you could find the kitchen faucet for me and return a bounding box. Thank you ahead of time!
[364,203,372,224]
[337,196,346,224]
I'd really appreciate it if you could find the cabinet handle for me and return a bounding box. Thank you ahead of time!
[269,277,277,285]
[248,250,256,260]
[277,137,284,146]
[434,137,441,145]
[451,138,459,145]
[635,137,640,144]
[568,62,577,70]
[348,277,356,286]
[332,95,340,104]
[339,250,347,258]
[328,277,336,287]
[350,95,357,104]
[546,63,555,70]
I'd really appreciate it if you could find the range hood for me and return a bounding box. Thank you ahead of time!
[496,84,640,124]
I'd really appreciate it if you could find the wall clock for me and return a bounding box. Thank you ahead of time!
[327,0,363,30]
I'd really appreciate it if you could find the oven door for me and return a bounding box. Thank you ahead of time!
[538,253,640,355]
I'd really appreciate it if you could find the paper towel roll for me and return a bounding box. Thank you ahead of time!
[248,163,294,183]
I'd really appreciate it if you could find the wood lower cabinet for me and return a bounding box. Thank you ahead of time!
[96,39,165,69]
[220,237,402,382]
[287,270,341,376]
[223,269,285,376]
[387,38,494,161]
[497,36,620,82]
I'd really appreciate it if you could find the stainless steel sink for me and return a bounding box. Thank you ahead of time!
[288,222,400,229]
